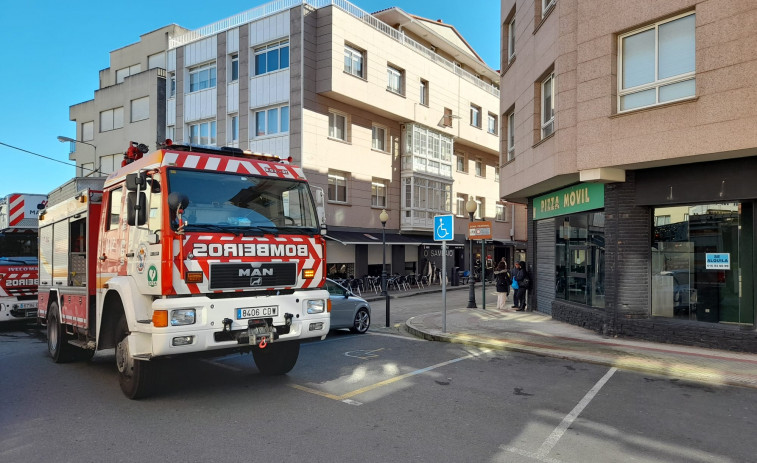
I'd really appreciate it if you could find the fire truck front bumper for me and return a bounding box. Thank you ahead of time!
[0,300,37,322]
[145,290,330,357]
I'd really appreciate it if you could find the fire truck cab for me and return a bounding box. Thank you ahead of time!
[39,143,330,398]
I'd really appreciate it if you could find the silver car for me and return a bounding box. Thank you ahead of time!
[325,278,371,334]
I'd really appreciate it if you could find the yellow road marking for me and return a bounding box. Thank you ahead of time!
[290,351,485,401]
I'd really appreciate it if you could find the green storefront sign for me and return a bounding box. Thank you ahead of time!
[533,183,605,220]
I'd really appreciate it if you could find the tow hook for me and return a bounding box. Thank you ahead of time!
[284,313,293,326]
[222,318,233,332]
[259,337,267,349]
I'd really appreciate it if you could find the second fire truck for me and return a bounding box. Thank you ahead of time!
[38,142,330,398]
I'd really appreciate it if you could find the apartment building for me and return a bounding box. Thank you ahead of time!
[500,0,757,350]
[164,0,527,282]
[66,25,189,177]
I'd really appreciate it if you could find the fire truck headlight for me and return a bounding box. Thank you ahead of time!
[170,309,196,326]
[306,299,326,314]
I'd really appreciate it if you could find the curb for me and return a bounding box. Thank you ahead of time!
[404,317,757,390]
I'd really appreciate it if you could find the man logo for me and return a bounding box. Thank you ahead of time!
[250,277,262,287]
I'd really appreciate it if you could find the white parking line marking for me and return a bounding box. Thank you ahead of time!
[502,367,618,462]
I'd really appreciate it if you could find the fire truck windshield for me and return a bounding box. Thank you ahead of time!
[167,169,319,233]
[0,233,38,259]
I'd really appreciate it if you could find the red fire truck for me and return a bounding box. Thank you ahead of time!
[38,142,330,398]
[0,193,47,322]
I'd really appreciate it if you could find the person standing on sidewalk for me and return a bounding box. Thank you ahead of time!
[493,259,511,310]
[512,261,529,311]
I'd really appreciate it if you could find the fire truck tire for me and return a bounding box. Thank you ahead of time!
[47,302,75,363]
[115,315,155,399]
[252,341,300,375]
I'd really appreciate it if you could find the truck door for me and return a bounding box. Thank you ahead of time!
[97,186,128,292]
[127,172,163,295]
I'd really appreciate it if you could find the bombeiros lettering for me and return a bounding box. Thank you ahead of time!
[193,242,309,258]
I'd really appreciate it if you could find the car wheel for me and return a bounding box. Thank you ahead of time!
[350,307,370,334]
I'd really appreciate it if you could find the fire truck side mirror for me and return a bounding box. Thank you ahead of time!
[126,173,146,192]
[127,192,147,226]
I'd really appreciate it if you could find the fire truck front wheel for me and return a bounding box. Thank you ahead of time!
[252,341,300,375]
[47,302,75,363]
[115,315,155,399]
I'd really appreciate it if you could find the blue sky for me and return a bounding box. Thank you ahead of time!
[0,0,500,198]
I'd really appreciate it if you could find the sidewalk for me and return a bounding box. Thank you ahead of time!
[363,283,757,390]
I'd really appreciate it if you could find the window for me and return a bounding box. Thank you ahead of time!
[130,96,149,122]
[148,52,165,70]
[188,120,217,145]
[470,104,481,128]
[82,121,94,141]
[487,113,497,135]
[100,107,124,132]
[230,115,239,142]
[420,79,429,106]
[107,187,123,231]
[344,45,364,78]
[542,0,556,18]
[508,16,516,62]
[166,126,175,142]
[189,63,217,92]
[328,170,348,203]
[541,73,555,138]
[168,72,176,98]
[328,110,348,141]
[387,65,403,94]
[456,194,467,216]
[655,215,671,226]
[443,107,453,127]
[474,197,484,220]
[372,125,387,151]
[371,178,387,207]
[230,54,239,82]
[507,112,515,161]
[495,166,500,182]
[475,159,485,178]
[116,64,141,84]
[619,12,695,112]
[254,105,289,137]
[254,40,289,76]
[496,204,507,221]
[456,153,466,173]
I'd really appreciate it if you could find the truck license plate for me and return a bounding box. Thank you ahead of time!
[237,306,278,319]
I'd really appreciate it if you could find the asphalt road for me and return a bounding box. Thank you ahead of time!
[1,293,756,463]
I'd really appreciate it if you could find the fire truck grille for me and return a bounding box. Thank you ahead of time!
[208,262,297,290]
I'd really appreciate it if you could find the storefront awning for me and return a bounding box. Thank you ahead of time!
[491,239,528,249]
[325,231,426,246]
[419,240,465,248]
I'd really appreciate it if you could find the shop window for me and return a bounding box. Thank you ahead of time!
[555,212,605,308]
[652,203,751,324]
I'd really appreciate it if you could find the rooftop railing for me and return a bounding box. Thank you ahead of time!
[168,0,499,97]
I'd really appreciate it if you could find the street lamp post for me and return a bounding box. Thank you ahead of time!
[379,209,390,327]
[57,136,98,177]
[466,198,477,308]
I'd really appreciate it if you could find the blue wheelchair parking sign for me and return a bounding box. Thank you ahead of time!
[434,214,454,241]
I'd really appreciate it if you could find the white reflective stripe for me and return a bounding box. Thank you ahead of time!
[163,152,179,165]
[205,157,221,170]
[183,155,200,168]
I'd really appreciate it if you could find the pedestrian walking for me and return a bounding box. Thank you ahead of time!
[493,259,511,310]
[512,261,529,311]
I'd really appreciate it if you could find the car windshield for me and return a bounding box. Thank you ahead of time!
[167,168,319,234]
